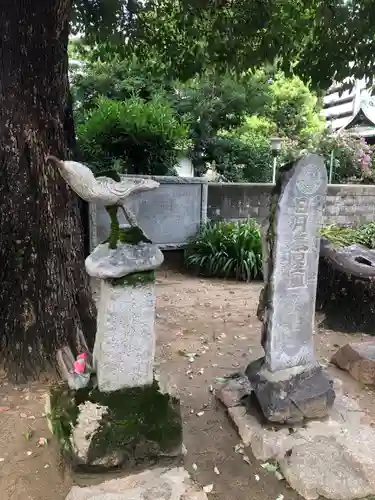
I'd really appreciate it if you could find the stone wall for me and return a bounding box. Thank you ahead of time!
[89,175,207,251]
[88,180,375,251]
[207,183,375,227]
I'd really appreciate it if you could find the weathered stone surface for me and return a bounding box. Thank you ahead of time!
[65,467,208,500]
[217,376,252,408]
[261,155,327,372]
[228,406,254,446]
[331,342,375,385]
[246,359,335,424]
[94,280,156,391]
[70,401,109,463]
[48,381,182,471]
[248,155,334,424]
[279,426,375,500]
[85,241,164,279]
[224,390,375,499]
[317,240,375,334]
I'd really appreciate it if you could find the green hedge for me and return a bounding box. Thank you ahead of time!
[77,96,188,175]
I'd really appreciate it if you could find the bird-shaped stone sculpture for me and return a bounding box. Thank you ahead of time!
[47,156,159,227]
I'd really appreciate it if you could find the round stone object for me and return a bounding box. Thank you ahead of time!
[85,241,164,279]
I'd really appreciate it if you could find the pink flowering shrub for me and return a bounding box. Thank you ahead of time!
[280,130,375,183]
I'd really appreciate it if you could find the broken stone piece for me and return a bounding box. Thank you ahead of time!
[217,376,252,408]
[65,466,208,500]
[331,342,375,385]
[279,425,375,500]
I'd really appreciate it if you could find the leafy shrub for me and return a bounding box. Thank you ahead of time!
[77,96,189,175]
[184,220,263,281]
[321,222,375,249]
[71,56,173,122]
[203,134,272,182]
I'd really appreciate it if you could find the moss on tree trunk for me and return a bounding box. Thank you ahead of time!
[0,0,96,380]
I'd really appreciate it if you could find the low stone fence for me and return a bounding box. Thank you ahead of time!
[88,179,375,251]
[207,183,375,227]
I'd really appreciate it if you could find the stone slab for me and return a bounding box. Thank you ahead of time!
[65,467,208,500]
[90,176,208,250]
[246,358,335,424]
[222,380,375,499]
[85,241,164,279]
[331,342,375,385]
[261,154,327,372]
[279,426,375,500]
[94,281,156,391]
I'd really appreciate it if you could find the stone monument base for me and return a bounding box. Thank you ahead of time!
[218,376,375,500]
[245,358,335,424]
[46,380,182,471]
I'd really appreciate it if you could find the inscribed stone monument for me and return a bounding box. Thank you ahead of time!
[47,157,182,470]
[246,154,335,424]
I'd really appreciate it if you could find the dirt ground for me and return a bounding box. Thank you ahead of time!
[1,269,375,500]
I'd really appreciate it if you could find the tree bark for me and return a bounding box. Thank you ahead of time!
[0,0,96,380]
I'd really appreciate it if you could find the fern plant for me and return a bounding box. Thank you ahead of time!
[320,222,375,249]
[184,220,263,282]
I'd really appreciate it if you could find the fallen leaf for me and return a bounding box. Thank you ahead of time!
[275,471,284,481]
[234,443,244,454]
[215,377,228,383]
[203,484,214,494]
[261,462,278,473]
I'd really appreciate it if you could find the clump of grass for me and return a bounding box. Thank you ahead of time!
[320,222,375,249]
[184,219,263,282]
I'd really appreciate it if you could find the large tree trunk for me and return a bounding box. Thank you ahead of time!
[0,0,96,380]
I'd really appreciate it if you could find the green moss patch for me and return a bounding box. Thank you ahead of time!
[104,212,152,249]
[110,269,155,287]
[48,380,182,471]
[48,384,80,451]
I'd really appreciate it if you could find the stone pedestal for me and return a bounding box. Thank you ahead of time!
[47,380,182,470]
[94,279,156,391]
[48,230,183,470]
[246,359,335,424]
[247,155,335,423]
[86,238,164,392]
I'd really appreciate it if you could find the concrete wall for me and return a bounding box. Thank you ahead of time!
[89,180,375,252]
[207,183,375,227]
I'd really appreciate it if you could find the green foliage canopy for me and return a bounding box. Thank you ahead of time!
[72,0,375,90]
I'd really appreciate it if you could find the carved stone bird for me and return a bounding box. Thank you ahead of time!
[47,156,159,226]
